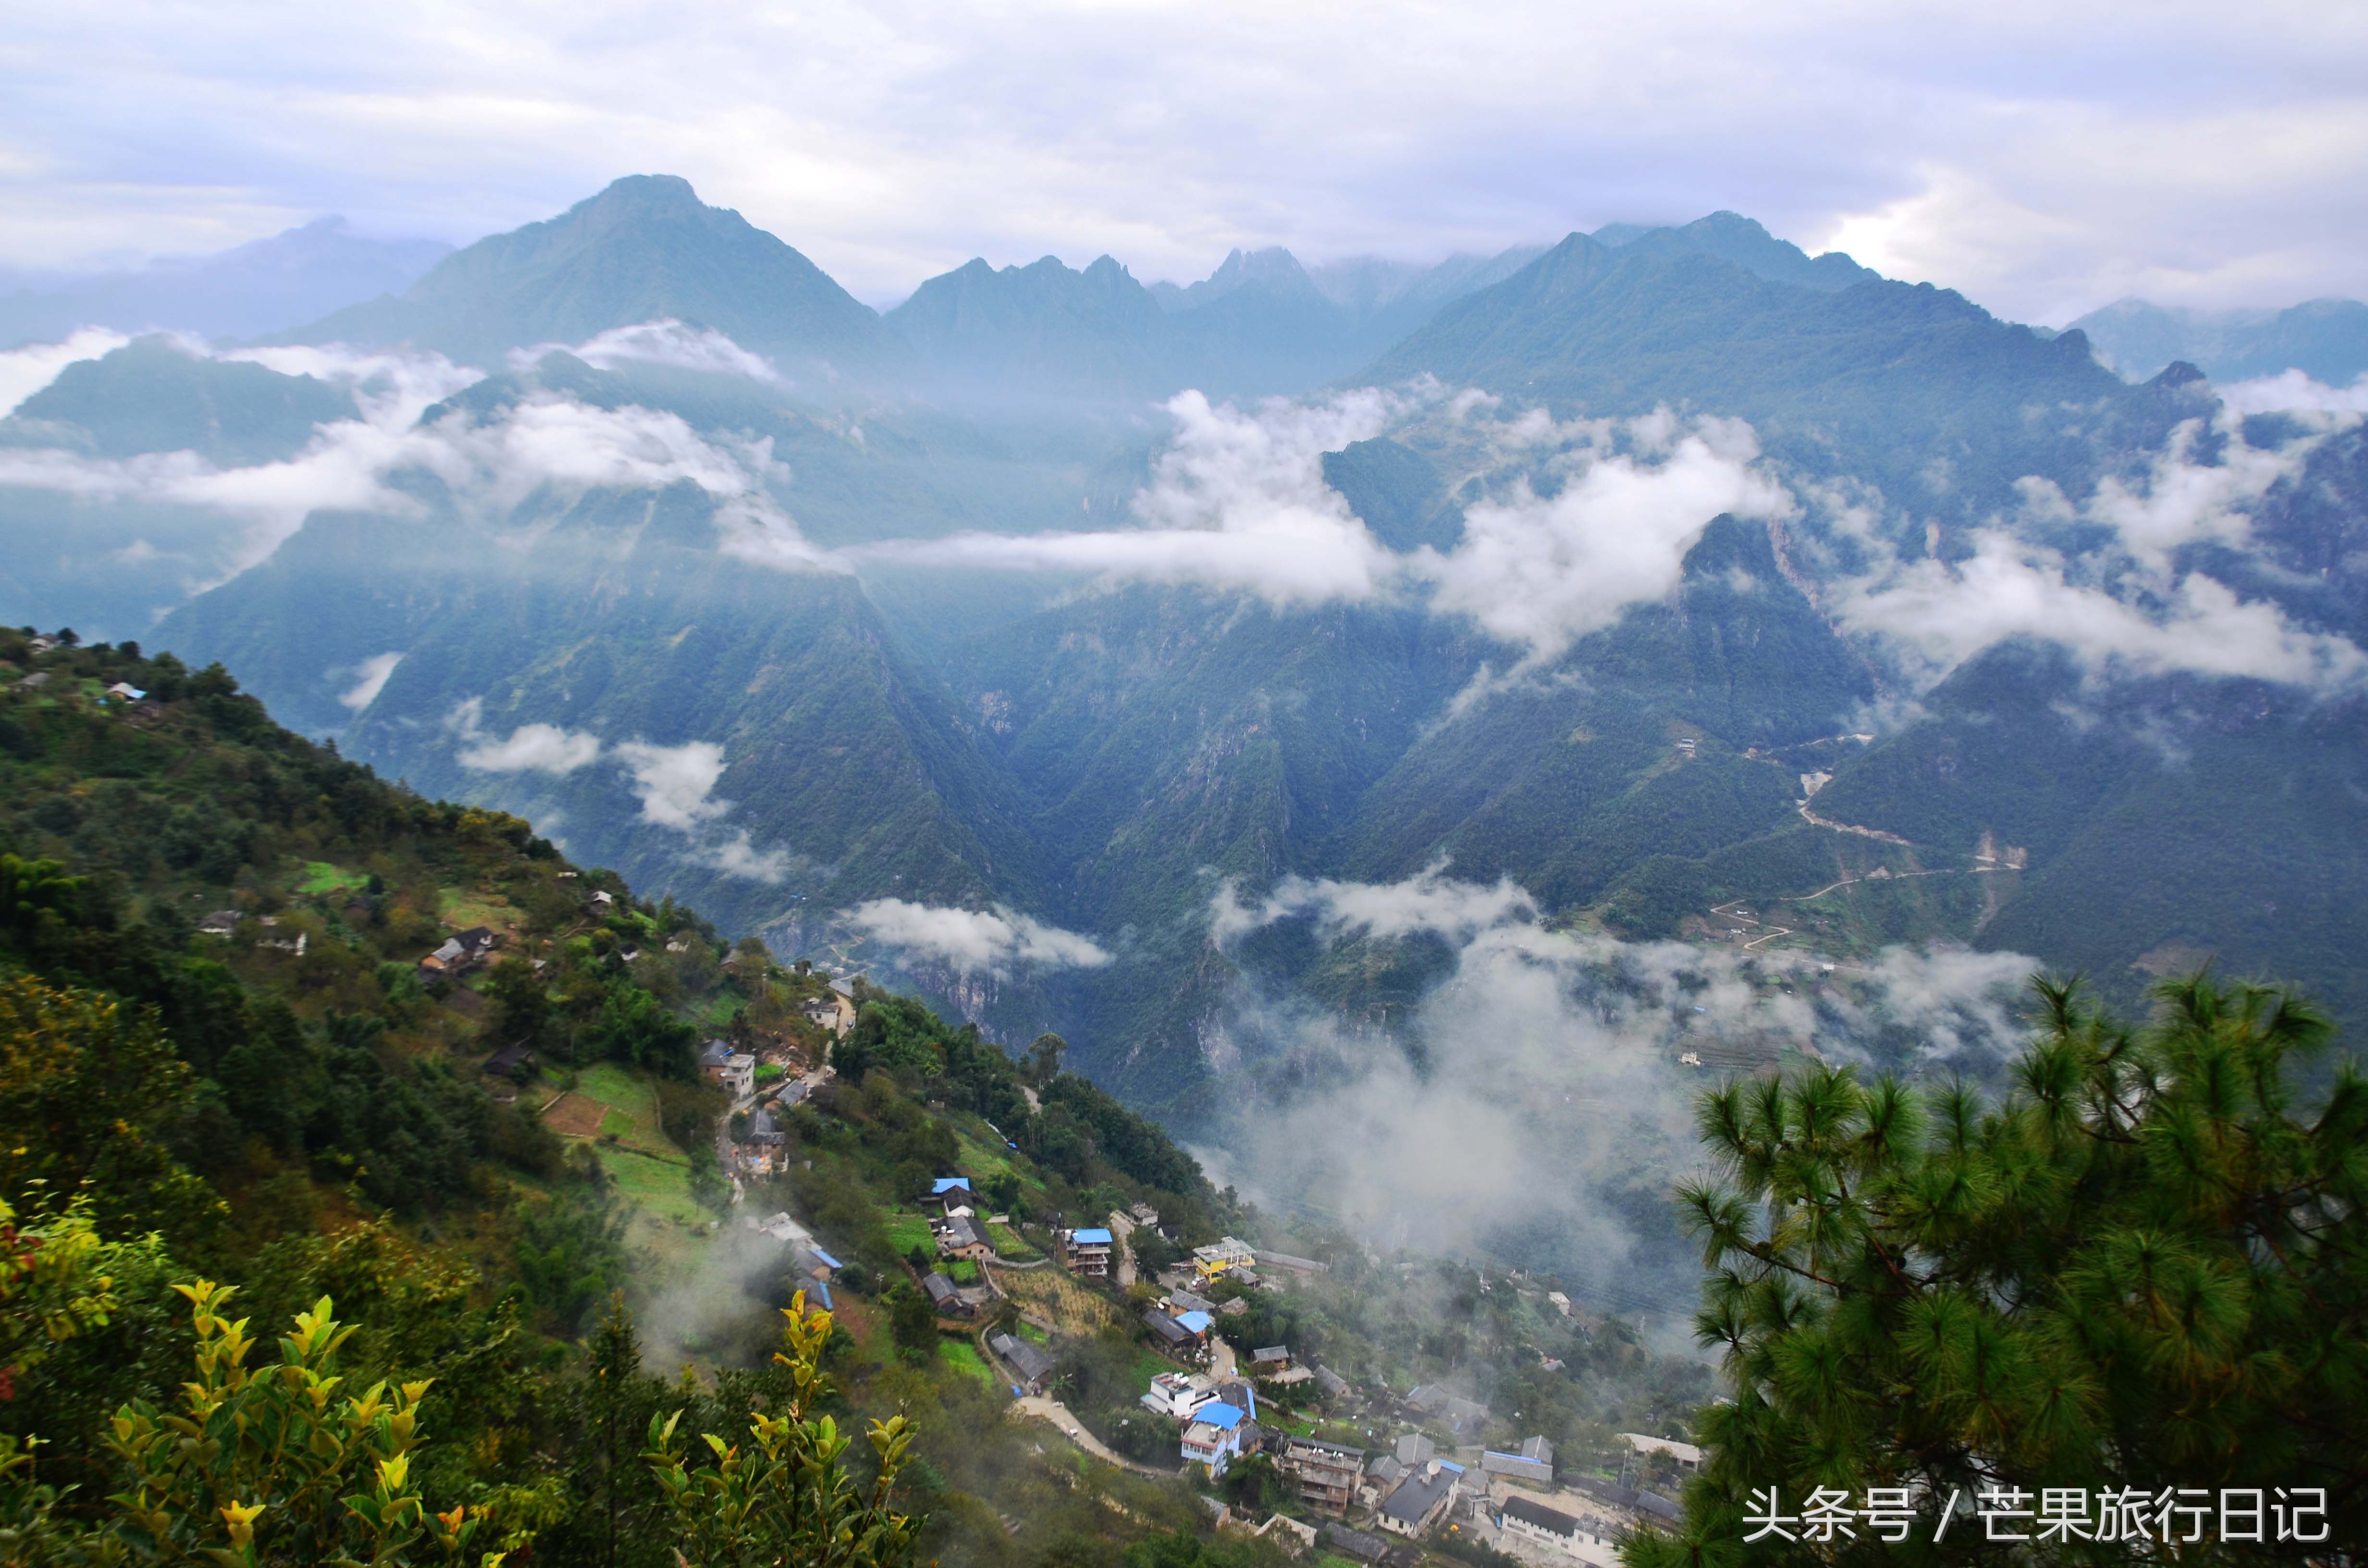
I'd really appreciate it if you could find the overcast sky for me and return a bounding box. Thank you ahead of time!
[2,0,2362,323]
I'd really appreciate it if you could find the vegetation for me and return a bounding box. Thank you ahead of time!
[1631,975,2368,1563]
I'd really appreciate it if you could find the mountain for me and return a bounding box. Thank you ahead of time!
[889,241,1555,404]
[0,217,451,348]
[4,333,358,464]
[1593,211,1878,292]
[1362,230,2149,527]
[283,175,910,381]
[884,253,1171,398]
[2069,295,2368,384]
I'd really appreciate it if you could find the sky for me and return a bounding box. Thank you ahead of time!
[0,0,2363,323]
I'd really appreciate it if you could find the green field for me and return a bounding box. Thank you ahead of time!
[987,1222,1037,1259]
[597,1145,706,1226]
[570,1063,685,1161]
[938,1339,995,1386]
[297,860,368,895]
[883,1213,934,1257]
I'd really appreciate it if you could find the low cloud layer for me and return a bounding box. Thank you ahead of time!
[512,319,785,384]
[857,386,1418,605]
[0,330,833,590]
[2217,370,2368,417]
[1836,407,2368,697]
[1199,866,2043,1308]
[446,700,788,881]
[1416,408,1793,662]
[334,650,402,711]
[848,898,1112,978]
[0,327,130,415]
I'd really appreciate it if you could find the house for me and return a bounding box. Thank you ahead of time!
[748,1109,785,1146]
[1060,1227,1114,1278]
[1179,1400,1248,1475]
[104,681,145,700]
[1253,1249,1329,1276]
[1376,1459,1463,1537]
[17,672,50,690]
[1566,1477,1682,1531]
[1250,1345,1291,1372]
[1499,1496,1621,1565]
[482,1043,536,1079]
[920,1272,970,1316]
[990,1332,1056,1394]
[924,1176,974,1212]
[1166,1287,1218,1315]
[1278,1436,1364,1517]
[1171,1310,1213,1345]
[418,937,469,975]
[25,635,56,654]
[1394,1433,1435,1468]
[1213,1377,1257,1420]
[1140,1371,1217,1421]
[1405,1384,1491,1436]
[1142,1310,1197,1355]
[1313,1365,1351,1399]
[1481,1435,1556,1486]
[1616,1434,1702,1472]
[1191,1236,1256,1280]
[590,889,615,909]
[935,1214,993,1261]
[785,1245,839,1310]
[697,1040,756,1097]
[1320,1524,1392,1563]
[196,909,239,936]
[1129,1202,1160,1227]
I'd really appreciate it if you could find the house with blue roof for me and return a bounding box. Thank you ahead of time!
[1060,1225,1115,1279]
[1181,1399,1250,1474]
[925,1176,973,1211]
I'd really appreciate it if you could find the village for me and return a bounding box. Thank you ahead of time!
[392,871,1698,1568]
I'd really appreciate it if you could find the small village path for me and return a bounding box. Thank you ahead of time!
[1209,1337,1238,1379]
[1011,1396,1171,1477]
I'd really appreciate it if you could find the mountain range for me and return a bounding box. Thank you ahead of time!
[0,217,451,347]
[2069,295,2368,385]
[5,172,2366,1128]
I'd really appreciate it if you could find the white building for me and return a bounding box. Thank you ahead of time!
[1140,1371,1217,1421]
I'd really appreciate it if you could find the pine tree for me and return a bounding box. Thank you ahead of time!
[1627,975,2368,1565]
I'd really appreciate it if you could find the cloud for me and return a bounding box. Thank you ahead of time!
[1840,529,2368,694]
[848,898,1112,978]
[2217,370,2368,417]
[1198,866,2043,1305]
[13,2,2365,324]
[447,697,604,773]
[613,739,729,829]
[699,829,794,883]
[513,319,785,384]
[0,333,836,587]
[1416,409,1794,662]
[0,327,130,414]
[335,650,402,710]
[854,386,1421,605]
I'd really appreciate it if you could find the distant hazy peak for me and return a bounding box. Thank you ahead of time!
[1155,245,1323,312]
[2068,293,2368,383]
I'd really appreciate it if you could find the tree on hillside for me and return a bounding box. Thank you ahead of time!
[1628,975,2365,1565]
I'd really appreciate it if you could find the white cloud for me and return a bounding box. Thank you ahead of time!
[1417,410,1794,662]
[613,739,729,829]
[2217,370,2368,417]
[854,386,1421,605]
[0,327,130,415]
[512,319,785,384]
[848,898,1112,978]
[1214,861,1538,946]
[1841,529,2368,694]
[447,698,605,773]
[335,650,402,710]
[700,829,794,883]
[0,333,836,586]
[1198,866,2043,1297]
